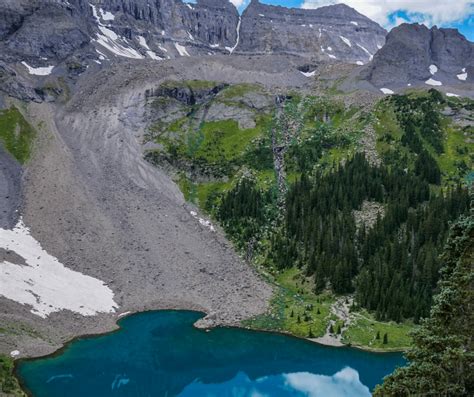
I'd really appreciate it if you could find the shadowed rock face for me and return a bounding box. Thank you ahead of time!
[363,23,474,88]
[0,0,387,67]
[96,0,239,50]
[236,0,386,63]
[0,0,91,63]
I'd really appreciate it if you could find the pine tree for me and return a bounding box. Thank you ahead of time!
[376,331,380,340]
[383,333,388,344]
[375,214,474,396]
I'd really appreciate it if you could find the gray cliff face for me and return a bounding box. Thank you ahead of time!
[0,0,388,68]
[363,23,474,88]
[1,0,473,101]
[93,0,239,55]
[236,0,386,63]
[0,1,87,62]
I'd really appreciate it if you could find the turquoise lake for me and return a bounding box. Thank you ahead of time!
[17,311,405,397]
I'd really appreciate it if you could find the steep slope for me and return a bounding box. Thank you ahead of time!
[362,23,474,90]
[0,0,388,72]
[237,0,386,63]
[0,55,313,358]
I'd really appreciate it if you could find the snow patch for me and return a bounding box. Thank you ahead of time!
[186,3,193,10]
[327,46,332,51]
[259,14,265,17]
[380,88,394,94]
[91,4,144,59]
[339,35,352,47]
[190,211,215,232]
[21,62,54,76]
[301,70,316,77]
[457,68,467,81]
[356,43,373,60]
[425,78,442,86]
[351,21,359,26]
[175,43,190,56]
[137,36,162,60]
[356,61,364,65]
[429,64,438,75]
[0,218,118,318]
[226,16,241,54]
[446,93,460,97]
[137,36,150,50]
[187,31,194,41]
[210,43,219,48]
[10,350,20,358]
[99,8,115,21]
[118,311,131,318]
[327,54,337,59]
[96,49,107,60]
[147,51,162,60]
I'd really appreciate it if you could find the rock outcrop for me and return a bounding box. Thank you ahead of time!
[236,0,386,63]
[0,0,388,69]
[362,24,474,88]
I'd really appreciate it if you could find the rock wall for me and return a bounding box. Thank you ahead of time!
[236,0,386,63]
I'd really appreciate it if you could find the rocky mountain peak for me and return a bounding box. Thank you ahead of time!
[237,0,386,63]
[362,23,474,89]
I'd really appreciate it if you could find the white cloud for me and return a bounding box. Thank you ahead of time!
[301,0,474,28]
[230,0,247,8]
[180,368,371,397]
[284,368,371,397]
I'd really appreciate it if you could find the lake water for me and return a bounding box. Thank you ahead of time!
[17,311,405,397]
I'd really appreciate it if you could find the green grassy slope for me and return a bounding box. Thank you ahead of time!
[145,84,472,350]
[0,106,36,164]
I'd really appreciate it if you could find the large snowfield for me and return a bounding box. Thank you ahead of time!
[0,219,117,318]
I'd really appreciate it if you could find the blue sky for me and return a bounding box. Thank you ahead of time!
[229,0,474,41]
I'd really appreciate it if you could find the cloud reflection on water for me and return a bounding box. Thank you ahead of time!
[180,367,371,397]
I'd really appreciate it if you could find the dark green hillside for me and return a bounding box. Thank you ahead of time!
[145,84,473,349]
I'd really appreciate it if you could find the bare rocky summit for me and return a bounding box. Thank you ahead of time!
[360,23,474,90]
[237,0,386,63]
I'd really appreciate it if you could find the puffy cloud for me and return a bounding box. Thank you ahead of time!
[180,368,371,397]
[301,0,474,28]
[284,368,371,397]
[230,0,248,8]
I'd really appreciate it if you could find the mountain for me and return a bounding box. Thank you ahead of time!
[361,23,474,89]
[0,0,386,67]
[0,0,473,394]
[237,0,386,63]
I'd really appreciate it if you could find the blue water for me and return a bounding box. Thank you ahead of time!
[17,311,405,397]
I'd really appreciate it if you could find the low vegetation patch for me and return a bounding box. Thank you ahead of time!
[0,355,25,396]
[0,106,36,164]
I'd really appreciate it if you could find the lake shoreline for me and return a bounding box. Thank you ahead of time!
[15,310,407,397]
[13,307,408,396]
[13,307,406,376]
